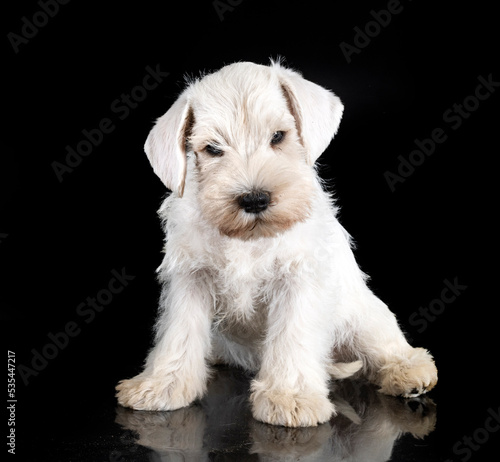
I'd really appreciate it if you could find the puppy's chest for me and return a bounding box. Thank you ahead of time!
[215,272,266,317]
[210,241,277,319]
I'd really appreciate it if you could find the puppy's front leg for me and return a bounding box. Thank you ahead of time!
[116,271,213,411]
[251,276,335,427]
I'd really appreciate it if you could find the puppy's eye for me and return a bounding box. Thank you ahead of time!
[271,131,285,145]
[205,144,223,156]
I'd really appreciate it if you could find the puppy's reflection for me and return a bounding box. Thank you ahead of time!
[115,367,436,461]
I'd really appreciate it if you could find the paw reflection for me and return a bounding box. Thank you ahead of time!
[115,367,436,460]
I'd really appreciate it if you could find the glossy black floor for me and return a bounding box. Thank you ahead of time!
[3,0,499,460]
[13,360,499,461]
[36,367,443,461]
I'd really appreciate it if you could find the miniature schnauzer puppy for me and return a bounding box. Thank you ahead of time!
[116,61,437,427]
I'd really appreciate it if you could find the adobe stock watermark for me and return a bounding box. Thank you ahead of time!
[7,0,71,54]
[444,405,500,462]
[385,73,499,192]
[213,0,244,21]
[17,267,135,385]
[407,277,467,337]
[51,64,169,183]
[339,0,412,64]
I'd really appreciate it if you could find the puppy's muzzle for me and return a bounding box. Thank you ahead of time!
[238,191,271,214]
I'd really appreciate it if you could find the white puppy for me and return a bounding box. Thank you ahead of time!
[116,61,437,427]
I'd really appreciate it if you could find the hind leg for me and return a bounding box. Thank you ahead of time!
[354,292,437,397]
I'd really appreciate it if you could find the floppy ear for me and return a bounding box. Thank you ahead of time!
[273,63,344,165]
[144,92,192,196]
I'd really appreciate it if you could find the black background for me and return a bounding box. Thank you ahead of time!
[2,0,498,460]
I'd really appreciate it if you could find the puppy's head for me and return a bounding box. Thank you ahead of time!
[145,61,343,240]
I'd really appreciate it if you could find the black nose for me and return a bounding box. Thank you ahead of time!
[238,191,270,214]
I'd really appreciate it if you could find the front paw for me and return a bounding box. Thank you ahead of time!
[116,374,199,411]
[250,381,335,427]
[378,347,438,398]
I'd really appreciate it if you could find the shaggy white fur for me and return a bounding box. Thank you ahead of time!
[116,61,437,427]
